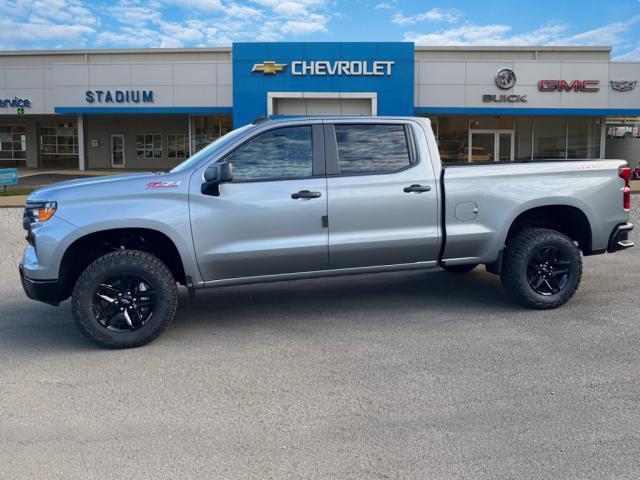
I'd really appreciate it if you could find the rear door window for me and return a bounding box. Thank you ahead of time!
[334,124,412,175]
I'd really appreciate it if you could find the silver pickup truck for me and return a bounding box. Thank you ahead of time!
[20,117,634,348]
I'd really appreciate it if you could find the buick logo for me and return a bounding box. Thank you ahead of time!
[495,68,516,90]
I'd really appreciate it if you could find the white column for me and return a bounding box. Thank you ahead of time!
[599,117,607,158]
[77,113,86,171]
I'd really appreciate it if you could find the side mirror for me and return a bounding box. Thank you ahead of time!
[202,162,233,196]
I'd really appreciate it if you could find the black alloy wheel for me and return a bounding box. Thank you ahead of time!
[92,274,157,332]
[525,246,571,296]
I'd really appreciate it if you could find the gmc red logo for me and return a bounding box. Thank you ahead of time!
[538,80,600,92]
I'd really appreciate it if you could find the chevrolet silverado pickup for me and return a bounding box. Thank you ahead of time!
[20,117,634,348]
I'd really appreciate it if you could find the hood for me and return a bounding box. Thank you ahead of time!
[28,172,160,201]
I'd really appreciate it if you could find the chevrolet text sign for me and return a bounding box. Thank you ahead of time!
[291,60,395,76]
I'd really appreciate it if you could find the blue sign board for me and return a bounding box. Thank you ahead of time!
[0,168,17,187]
[232,42,415,127]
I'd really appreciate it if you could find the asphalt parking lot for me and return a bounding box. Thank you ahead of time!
[1,205,639,479]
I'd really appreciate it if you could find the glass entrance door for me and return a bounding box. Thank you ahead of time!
[469,130,514,162]
[111,134,125,168]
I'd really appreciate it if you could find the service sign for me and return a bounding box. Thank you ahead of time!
[0,168,18,187]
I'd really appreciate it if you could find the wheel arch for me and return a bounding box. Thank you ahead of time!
[505,204,594,254]
[58,227,187,302]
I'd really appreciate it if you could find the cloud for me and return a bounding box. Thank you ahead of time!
[281,15,327,34]
[0,0,97,49]
[561,16,640,46]
[392,8,461,26]
[0,0,332,49]
[165,0,224,10]
[404,17,640,49]
[375,3,393,10]
[613,45,640,60]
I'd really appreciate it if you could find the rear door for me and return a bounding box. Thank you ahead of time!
[325,121,440,268]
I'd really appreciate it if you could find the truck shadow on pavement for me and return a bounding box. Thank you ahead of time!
[170,268,519,333]
[1,268,519,352]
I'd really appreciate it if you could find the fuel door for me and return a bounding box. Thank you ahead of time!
[455,201,478,221]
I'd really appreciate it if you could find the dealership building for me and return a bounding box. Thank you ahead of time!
[0,42,639,170]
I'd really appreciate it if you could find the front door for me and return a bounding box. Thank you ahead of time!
[190,124,329,282]
[325,122,440,269]
[469,129,514,162]
[111,134,125,168]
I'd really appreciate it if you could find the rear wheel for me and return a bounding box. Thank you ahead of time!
[501,228,582,309]
[71,250,178,348]
[443,264,478,273]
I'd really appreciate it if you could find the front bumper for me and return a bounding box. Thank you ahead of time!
[608,222,634,253]
[19,264,60,306]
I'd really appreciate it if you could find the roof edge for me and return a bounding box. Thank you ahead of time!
[0,47,232,56]
[414,45,612,52]
[0,44,613,56]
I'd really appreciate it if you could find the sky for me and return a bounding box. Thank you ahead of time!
[1,0,640,60]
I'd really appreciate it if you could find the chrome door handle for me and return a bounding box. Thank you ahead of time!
[403,184,431,193]
[291,190,322,199]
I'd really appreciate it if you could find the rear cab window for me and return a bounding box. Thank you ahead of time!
[334,124,415,175]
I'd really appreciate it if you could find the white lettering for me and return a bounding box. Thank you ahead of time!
[315,61,327,75]
[289,60,395,76]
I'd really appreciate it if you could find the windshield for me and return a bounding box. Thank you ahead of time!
[170,124,254,173]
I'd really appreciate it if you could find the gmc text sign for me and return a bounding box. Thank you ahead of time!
[538,80,600,92]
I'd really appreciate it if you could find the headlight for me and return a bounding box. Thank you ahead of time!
[24,201,57,226]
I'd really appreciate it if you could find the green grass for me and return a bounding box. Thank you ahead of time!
[0,188,35,196]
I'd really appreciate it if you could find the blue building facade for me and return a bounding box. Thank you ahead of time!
[232,42,415,127]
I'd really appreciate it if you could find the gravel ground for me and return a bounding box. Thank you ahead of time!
[0,202,639,479]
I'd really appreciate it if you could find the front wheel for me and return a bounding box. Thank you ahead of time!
[501,228,582,309]
[71,250,178,348]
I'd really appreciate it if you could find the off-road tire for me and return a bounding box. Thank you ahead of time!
[443,264,478,273]
[501,227,582,309]
[72,250,178,348]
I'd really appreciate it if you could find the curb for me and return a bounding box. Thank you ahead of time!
[0,196,28,208]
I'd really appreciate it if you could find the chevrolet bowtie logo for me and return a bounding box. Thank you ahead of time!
[252,61,287,75]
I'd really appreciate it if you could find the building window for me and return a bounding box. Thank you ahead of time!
[39,123,78,168]
[168,134,189,160]
[136,134,162,159]
[0,125,27,165]
[515,118,533,161]
[192,115,233,153]
[533,117,567,160]
[567,118,601,159]
[433,116,469,164]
